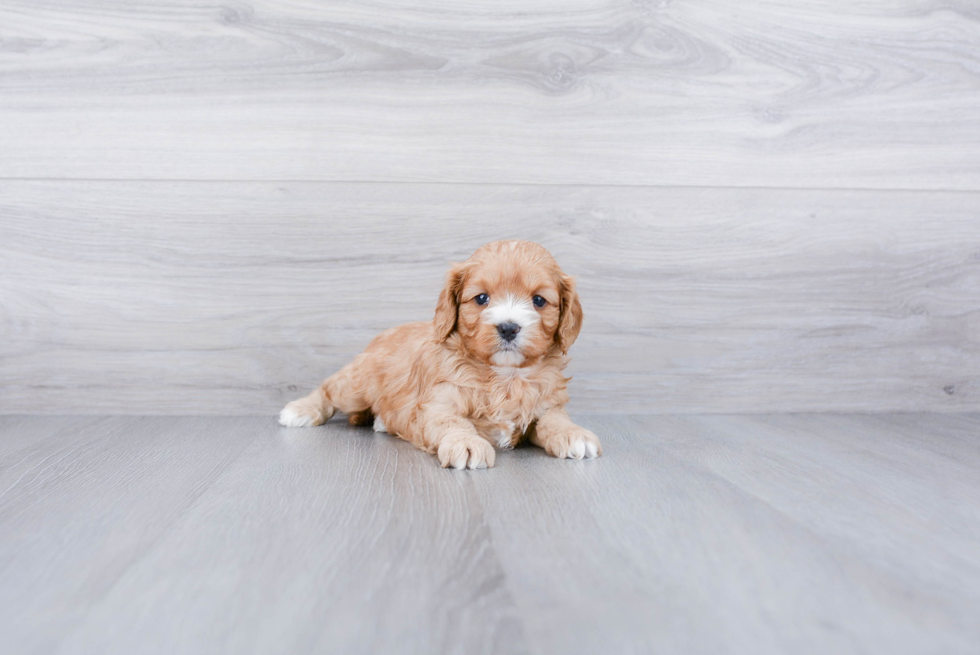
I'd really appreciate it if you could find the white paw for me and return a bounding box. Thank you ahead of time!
[571,438,600,459]
[437,435,496,470]
[541,426,602,460]
[373,416,387,433]
[278,402,322,427]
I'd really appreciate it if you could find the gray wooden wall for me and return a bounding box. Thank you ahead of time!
[1,1,978,415]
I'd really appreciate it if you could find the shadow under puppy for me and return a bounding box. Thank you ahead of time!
[280,239,602,469]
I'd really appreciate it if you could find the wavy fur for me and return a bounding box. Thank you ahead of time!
[280,240,601,469]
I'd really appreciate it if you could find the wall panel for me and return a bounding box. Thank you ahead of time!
[2,181,977,413]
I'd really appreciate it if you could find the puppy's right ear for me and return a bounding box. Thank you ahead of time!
[434,262,468,342]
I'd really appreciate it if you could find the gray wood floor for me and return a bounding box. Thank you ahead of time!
[1,413,978,654]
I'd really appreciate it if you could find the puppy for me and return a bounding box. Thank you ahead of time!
[279,240,601,469]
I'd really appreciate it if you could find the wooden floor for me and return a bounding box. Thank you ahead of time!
[1,414,978,654]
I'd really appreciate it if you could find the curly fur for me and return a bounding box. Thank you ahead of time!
[279,240,602,469]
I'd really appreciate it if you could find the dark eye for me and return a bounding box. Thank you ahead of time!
[532,295,547,308]
[475,293,489,306]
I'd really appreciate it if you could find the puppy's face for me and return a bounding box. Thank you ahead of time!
[434,241,582,367]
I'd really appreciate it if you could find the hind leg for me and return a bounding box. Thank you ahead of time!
[279,358,371,427]
[347,408,374,426]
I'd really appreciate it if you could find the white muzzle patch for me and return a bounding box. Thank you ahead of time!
[483,295,539,366]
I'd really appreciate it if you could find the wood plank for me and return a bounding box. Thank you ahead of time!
[1,414,979,653]
[0,416,259,654]
[471,414,980,654]
[1,1,978,187]
[0,415,103,461]
[2,180,977,414]
[631,413,980,645]
[51,418,530,655]
[866,412,980,467]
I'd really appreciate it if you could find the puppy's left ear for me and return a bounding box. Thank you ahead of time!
[556,274,583,354]
[434,262,468,342]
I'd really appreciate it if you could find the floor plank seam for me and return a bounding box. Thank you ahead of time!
[47,421,264,649]
[621,414,934,587]
[465,479,541,655]
[0,416,116,508]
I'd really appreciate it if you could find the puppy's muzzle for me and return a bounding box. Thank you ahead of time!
[496,322,521,343]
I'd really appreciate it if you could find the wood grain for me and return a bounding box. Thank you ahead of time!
[635,412,980,637]
[475,414,980,654]
[0,415,102,460]
[26,417,529,655]
[0,417,259,653]
[1,414,978,653]
[0,1,978,187]
[2,180,978,414]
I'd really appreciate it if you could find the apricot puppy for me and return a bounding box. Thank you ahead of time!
[279,240,601,469]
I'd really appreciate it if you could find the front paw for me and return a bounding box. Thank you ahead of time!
[437,434,496,470]
[539,426,602,460]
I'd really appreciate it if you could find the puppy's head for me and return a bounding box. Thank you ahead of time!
[434,240,582,367]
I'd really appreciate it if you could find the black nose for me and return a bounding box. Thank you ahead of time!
[497,322,521,342]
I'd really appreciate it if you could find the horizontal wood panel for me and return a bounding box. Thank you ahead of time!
[1,1,979,187]
[1,180,977,414]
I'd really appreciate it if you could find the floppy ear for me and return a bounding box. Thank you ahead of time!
[556,274,583,354]
[434,262,468,342]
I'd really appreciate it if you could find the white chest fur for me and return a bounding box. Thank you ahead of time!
[480,364,554,449]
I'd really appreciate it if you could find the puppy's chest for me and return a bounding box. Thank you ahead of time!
[472,371,551,448]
